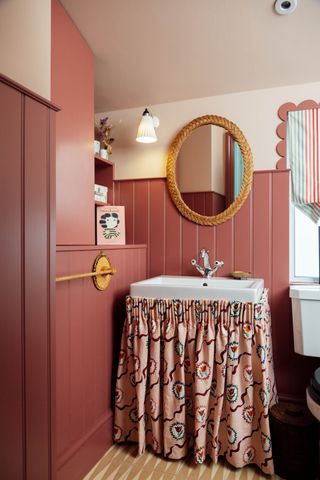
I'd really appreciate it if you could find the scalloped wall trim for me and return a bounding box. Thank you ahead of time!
[276,100,320,170]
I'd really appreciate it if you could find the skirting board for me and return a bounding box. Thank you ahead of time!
[56,412,113,480]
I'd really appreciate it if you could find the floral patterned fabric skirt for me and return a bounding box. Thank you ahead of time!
[114,290,277,474]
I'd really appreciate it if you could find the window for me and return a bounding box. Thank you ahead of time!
[291,204,319,281]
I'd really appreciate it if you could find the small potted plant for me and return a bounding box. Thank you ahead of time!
[95,117,114,159]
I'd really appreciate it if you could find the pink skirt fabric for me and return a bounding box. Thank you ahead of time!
[114,290,277,474]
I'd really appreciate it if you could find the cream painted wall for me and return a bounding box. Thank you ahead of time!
[97,81,320,180]
[0,0,51,99]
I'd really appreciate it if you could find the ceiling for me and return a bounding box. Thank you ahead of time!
[60,0,320,112]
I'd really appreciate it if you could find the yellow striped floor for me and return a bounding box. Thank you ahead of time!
[83,443,282,480]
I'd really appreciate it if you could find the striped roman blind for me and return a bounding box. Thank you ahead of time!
[287,108,320,223]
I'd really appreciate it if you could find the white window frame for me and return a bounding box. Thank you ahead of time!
[290,202,319,283]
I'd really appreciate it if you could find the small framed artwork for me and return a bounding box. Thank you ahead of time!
[96,205,126,245]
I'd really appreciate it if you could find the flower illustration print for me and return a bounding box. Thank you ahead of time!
[243,365,253,383]
[230,301,241,317]
[228,341,239,361]
[173,299,183,317]
[261,433,272,453]
[243,446,256,463]
[227,426,237,444]
[196,361,211,380]
[243,405,255,423]
[257,344,266,363]
[195,446,206,463]
[226,384,238,403]
[125,296,133,312]
[243,323,253,340]
[195,406,207,423]
[172,381,185,400]
[254,303,263,320]
[169,422,185,441]
[113,425,122,441]
[175,340,184,357]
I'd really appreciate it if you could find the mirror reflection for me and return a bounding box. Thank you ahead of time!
[176,125,244,216]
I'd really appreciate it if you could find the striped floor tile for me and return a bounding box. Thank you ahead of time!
[83,444,282,480]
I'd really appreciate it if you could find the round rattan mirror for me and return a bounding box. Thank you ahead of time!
[166,115,253,226]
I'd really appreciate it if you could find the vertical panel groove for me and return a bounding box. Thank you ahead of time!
[21,94,27,480]
[46,108,52,479]
[163,182,166,274]
[147,181,151,277]
[132,182,136,243]
[250,194,253,273]
[269,173,273,303]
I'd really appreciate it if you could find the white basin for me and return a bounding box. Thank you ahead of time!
[130,275,264,303]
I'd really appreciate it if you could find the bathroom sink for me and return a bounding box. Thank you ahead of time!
[130,275,264,302]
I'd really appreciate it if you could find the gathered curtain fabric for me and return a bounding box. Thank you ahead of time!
[287,108,320,223]
[114,291,277,475]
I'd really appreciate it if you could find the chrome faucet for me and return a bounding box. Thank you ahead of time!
[191,249,224,279]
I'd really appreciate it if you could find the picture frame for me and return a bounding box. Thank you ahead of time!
[96,205,126,245]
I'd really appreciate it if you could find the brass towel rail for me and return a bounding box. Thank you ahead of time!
[56,253,116,291]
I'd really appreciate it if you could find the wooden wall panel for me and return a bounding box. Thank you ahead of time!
[149,182,166,277]
[165,192,182,275]
[52,0,95,245]
[234,195,252,274]
[117,182,135,245]
[0,81,24,480]
[55,245,147,480]
[24,97,52,480]
[215,216,234,277]
[133,181,149,247]
[115,173,317,401]
[253,173,272,290]
[0,74,57,480]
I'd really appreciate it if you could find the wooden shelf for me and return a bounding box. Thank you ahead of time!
[95,200,110,206]
[95,155,114,167]
[94,154,114,207]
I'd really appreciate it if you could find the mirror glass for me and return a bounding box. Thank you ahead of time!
[176,125,244,217]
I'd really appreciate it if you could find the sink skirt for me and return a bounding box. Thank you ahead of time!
[114,290,277,474]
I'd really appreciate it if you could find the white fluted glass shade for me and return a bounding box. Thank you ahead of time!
[136,113,157,143]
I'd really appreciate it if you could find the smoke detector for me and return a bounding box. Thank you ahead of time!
[274,0,298,15]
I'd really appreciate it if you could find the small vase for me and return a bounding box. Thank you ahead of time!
[100,149,108,160]
[94,140,100,154]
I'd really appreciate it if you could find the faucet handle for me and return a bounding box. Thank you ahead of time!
[214,260,224,269]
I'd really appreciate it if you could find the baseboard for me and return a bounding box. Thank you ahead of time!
[278,392,306,404]
[56,411,113,480]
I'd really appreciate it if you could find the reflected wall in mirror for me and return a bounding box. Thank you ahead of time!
[166,115,253,226]
[176,125,244,217]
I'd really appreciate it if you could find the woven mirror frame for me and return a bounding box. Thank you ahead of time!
[166,115,254,226]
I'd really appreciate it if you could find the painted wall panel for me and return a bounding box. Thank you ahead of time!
[52,0,95,245]
[115,173,317,400]
[55,246,147,480]
[149,182,166,277]
[0,75,56,480]
[0,81,24,480]
[253,173,272,290]
[234,195,252,274]
[24,97,52,480]
[165,194,182,275]
[118,182,134,245]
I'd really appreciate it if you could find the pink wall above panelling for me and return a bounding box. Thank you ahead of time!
[52,0,95,245]
[114,172,318,401]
